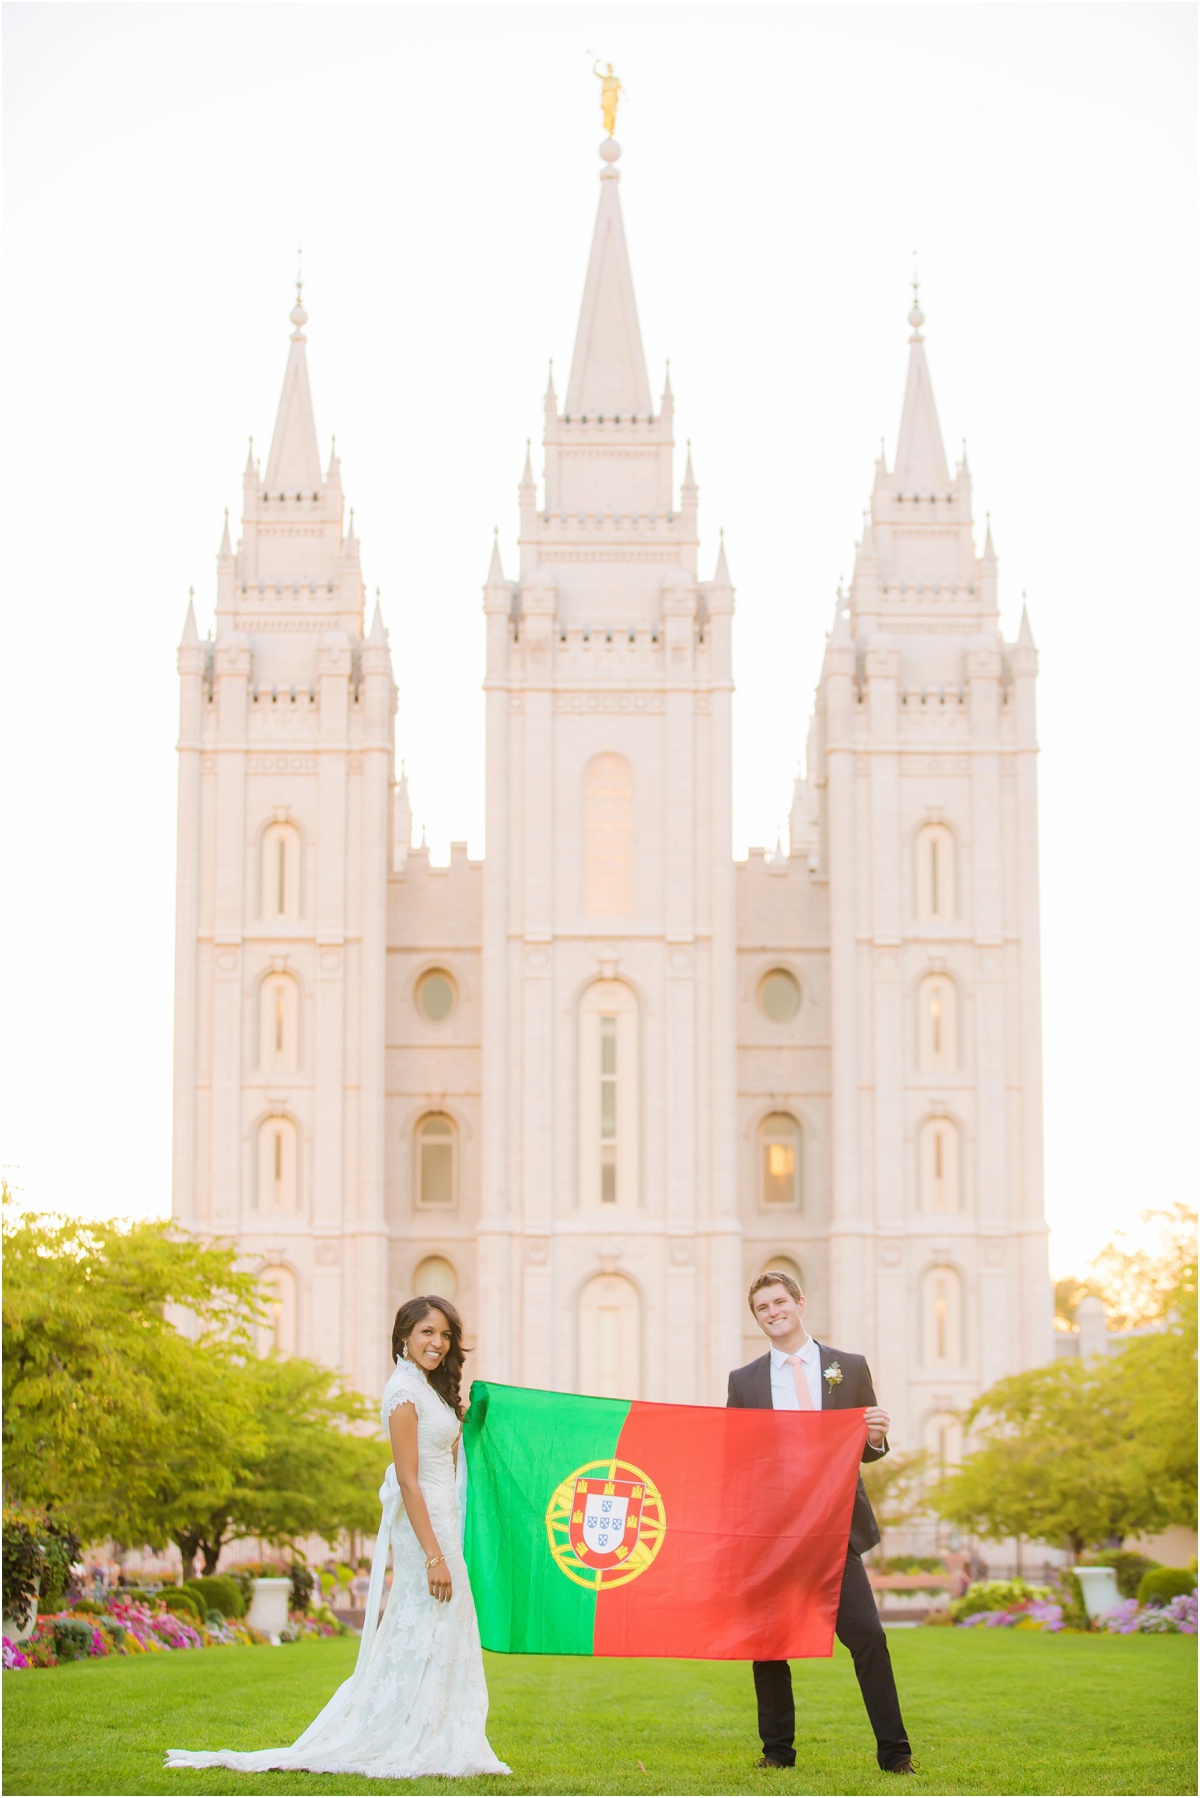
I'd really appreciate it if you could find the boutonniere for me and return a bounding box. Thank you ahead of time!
[823,1362,844,1389]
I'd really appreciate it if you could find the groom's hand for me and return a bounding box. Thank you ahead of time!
[864,1406,890,1448]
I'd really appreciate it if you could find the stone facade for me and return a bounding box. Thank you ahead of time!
[172,142,1052,1443]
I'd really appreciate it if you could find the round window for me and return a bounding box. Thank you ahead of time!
[416,969,456,1023]
[758,968,801,1023]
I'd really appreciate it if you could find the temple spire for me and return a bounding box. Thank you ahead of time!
[263,290,323,494]
[564,141,652,419]
[893,292,949,491]
[179,593,199,647]
[485,527,506,587]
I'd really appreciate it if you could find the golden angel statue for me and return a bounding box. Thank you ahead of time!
[592,60,626,138]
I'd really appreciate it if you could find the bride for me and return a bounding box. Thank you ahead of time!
[166,1295,510,1780]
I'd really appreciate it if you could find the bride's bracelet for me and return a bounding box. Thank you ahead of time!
[425,1553,445,1570]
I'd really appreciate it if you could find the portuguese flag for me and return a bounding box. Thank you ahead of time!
[462,1381,867,1660]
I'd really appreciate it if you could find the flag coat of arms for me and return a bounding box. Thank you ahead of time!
[462,1381,867,1660]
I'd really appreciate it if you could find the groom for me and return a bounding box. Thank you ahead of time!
[727,1270,915,1776]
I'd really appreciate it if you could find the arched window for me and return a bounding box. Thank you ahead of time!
[257,1114,299,1213]
[415,1113,456,1208]
[743,1256,807,1364]
[919,1116,960,1213]
[256,1264,297,1357]
[923,1410,964,1477]
[584,753,635,916]
[262,822,302,922]
[921,1265,964,1367]
[759,1254,805,1293]
[917,974,957,1073]
[916,824,956,922]
[759,1113,803,1209]
[578,1272,640,1400]
[579,981,639,1210]
[258,971,300,1072]
[412,1255,457,1302]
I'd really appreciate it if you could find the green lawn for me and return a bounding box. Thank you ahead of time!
[3,1631,1195,1796]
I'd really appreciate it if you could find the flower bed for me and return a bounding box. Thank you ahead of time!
[278,1609,349,1643]
[1099,1594,1197,1635]
[930,1575,1198,1636]
[2,1590,351,1669]
[960,1600,1065,1632]
[2,1598,268,1670]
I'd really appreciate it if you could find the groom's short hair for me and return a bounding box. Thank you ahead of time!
[748,1270,804,1313]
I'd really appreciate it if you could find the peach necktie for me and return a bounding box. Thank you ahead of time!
[784,1353,814,1409]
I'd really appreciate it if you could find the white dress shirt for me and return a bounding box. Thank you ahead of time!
[768,1336,823,1410]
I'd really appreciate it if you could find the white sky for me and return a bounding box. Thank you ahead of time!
[2,3,1196,1277]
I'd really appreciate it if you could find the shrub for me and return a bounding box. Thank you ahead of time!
[874,1555,946,1574]
[1049,1568,1088,1630]
[38,1519,82,1612]
[222,1567,255,1609]
[1137,1567,1197,1608]
[25,1626,59,1668]
[950,1579,1050,1623]
[68,1598,106,1617]
[160,1588,203,1623]
[51,1618,94,1663]
[183,1575,244,1618]
[2,1508,82,1628]
[288,1563,314,1613]
[2,1510,45,1630]
[1079,1549,1160,1599]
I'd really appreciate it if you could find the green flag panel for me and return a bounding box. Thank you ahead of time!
[463,1381,629,1654]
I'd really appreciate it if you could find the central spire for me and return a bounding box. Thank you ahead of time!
[263,292,323,494]
[564,141,653,420]
[893,294,949,491]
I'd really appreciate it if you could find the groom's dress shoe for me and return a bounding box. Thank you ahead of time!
[756,1756,788,1769]
[884,1758,918,1775]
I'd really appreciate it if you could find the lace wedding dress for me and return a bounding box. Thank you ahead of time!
[165,1357,510,1780]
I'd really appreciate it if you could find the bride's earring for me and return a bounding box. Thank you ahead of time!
[400,1342,408,1360]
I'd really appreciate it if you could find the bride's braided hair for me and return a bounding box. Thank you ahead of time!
[391,1296,468,1418]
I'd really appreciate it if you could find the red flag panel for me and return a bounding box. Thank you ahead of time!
[593,1402,865,1659]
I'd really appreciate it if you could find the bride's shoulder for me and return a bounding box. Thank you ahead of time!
[381,1358,428,1424]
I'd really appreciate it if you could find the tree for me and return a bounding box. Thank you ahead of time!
[2,1198,262,1546]
[930,1281,1196,1556]
[1056,1204,1197,1331]
[168,1357,384,1573]
[3,1196,390,1570]
[861,1450,931,1553]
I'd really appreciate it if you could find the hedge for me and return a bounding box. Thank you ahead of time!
[1137,1568,1197,1608]
[159,1588,204,1623]
[1079,1550,1160,1600]
[183,1575,244,1618]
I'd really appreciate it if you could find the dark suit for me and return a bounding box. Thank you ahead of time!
[727,1343,911,1771]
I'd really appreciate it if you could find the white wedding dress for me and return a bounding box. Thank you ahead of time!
[165,1357,510,1780]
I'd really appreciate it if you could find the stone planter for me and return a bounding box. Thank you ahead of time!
[1076,1565,1122,1620]
[246,1576,291,1645]
[3,1579,39,1645]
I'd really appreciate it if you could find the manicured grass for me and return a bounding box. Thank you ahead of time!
[3,1630,1195,1796]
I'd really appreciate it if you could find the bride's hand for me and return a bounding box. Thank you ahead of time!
[427,1560,453,1604]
